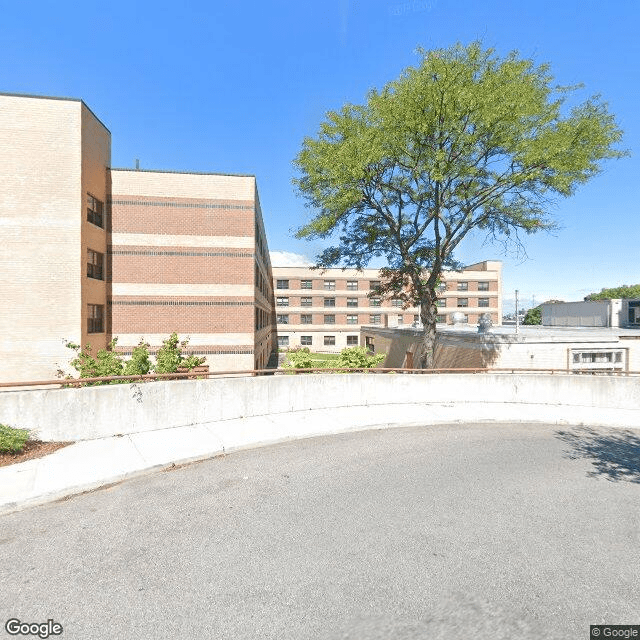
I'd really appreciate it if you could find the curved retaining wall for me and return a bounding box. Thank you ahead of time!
[0,374,638,442]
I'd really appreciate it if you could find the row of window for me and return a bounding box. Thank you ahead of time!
[276,296,491,308]
[277,279,381,291]
[276,314,449,325]
[278,335,359,348]
[276,279,491,292]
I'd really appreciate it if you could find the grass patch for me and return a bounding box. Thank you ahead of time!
[0,424,30,454]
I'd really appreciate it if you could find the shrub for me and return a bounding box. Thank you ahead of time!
[154,332,206,374]
[123,340,152,376]
[0,424,30,454]
[283,347,317,370]
[336,346,385,369]
[65,339,125,384]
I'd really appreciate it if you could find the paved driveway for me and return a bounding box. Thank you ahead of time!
[1,423,639,639]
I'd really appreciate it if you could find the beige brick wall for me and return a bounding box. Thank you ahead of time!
[0,96,86,381]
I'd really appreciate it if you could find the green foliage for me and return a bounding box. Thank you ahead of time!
[585,284,640,300]
[154,332,206,374]
[0,424,30,454]
[123,340,152,376]
[65,339,125,384]
[293,41,626,367]
[523,306,542,325]
[336,347,385,369]
[283,347,319,370]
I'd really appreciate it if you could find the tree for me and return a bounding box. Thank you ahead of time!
[585,284,640,300]
[293,42,626,367]
[523,306,542,325]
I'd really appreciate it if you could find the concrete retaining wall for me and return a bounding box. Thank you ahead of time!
[0,374,638,442]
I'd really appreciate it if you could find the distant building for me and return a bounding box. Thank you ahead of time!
[541,300,640,328]
[0,92,277,382]
[272,261,502,352]
[361,325,640,373]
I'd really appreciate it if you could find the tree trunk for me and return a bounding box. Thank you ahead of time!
[418,287,438,369]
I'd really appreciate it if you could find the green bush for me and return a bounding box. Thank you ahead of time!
[0,424,30,454]
[336,346,385,369]
[65,339,126,384]
[283,347,318,370]
[154,332,206,374]
[123,340,152,376]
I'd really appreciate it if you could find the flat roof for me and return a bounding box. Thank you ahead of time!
[111,167,255,178]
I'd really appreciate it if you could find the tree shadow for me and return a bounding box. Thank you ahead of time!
[555,426,640,484]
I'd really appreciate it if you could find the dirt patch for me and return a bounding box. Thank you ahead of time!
[0,441,72,467]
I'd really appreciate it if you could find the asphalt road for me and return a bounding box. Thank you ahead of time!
[1,423,639,640]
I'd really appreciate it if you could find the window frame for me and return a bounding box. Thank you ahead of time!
[87,249,104,281]
[87,194,104,228]
[87,304,104,334]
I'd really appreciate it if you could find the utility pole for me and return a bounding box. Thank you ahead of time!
[515,289,519,335]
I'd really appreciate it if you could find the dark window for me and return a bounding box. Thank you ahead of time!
[369,280,381,292]
[347,335,358,346]
[324,297,336,307]
[347,280,358,291]
[478,281,490,291]
[324,336,335,346]
[301,336,312,346]
[436,299,445,307]
[278,335,289,347]
[346,314,358,324]
[369,314,381,324]
[478,298,490,308]
[324,280,335,290]
[276,314,289,324]
[324,314,336,324]
[87,249,104,280]
[276,297,289,306]
[457,298,469,308]
[87,194,104,228]
[87,304,104,333]
[347,298,358,308]
[301,279,312,289]
[300,297,312,307]
[276,279,289,289]
[391,299,402,307]
[457,282,468,291]
[370,297,381,307]
[301,314,313,324]
[436,314,445,323]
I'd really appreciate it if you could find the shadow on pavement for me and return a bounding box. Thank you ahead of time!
[555,426,640,484]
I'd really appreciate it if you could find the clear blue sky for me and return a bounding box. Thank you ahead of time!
[2,0,638,312]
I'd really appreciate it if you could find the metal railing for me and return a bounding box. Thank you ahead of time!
[0,367,639,390]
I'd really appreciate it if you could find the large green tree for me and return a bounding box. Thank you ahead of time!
[585,284,640,300]
[293,42,626,368]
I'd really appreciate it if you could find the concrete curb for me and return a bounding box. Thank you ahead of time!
[2,401,639,516]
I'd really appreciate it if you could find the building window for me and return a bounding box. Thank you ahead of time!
[324,280,335,290]
[300,297,312,307]
[347,280,358,291]
[324,336,336,346]
[369,280,381,292]
[276,297,289,306]
[478,298,490,308]
[301,336,313,346]
[87,304,104,333]
[397,315,404,325]
[436,299,445,307]
[301,314,313,324]
[457,282,468,291]
[87,249,104,280]
[276,279,289,289]
[414,315,420,322]
[87,194,104,228]
[457,298,469,308]
[347,298,358,308]
[301,279,312,289]
[478,281,490,291]
[324,314,336,324]
[346,314,358,324]
[391,299,402,307]
[365,337,375,352]
[436,314,445,323]
[324,297,336,307]
[369,314,381,324]
[347,335,358,346]
[276,314,289,324]
[370,298,381,307]
[437,282,447,292]
[278,336,289,348]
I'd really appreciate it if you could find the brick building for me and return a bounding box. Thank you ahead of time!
[272,261,502,352]
[0,93,276,382]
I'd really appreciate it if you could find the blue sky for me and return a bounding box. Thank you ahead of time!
[2,0,638,312]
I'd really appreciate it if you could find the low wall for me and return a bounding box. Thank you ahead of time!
[0,374,639,442]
